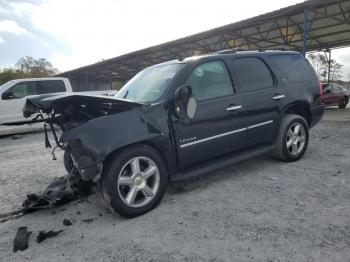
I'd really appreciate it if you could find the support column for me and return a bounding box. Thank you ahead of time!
[302,8,309,56]
[324,48,332,83]
[219,33,223,51]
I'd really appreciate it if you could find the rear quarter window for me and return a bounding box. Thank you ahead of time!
[270,54,315,83]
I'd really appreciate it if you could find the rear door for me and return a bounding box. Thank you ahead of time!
[174,60,246,168]
[322,84,334,105]
[228,56,280,147]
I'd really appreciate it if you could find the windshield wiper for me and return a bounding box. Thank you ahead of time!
[123,90,129,99]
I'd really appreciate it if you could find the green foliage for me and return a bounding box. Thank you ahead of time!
[0,56,59,85]
[307,53,343,82]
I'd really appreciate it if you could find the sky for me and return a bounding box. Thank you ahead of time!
[1,0,350,79]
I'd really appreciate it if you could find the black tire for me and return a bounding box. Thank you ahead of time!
[63,149,74,174]
[339,97,348,109]
[99,144,168,218]
[273,114,309,162]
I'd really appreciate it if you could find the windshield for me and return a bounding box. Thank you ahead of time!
[116,63,184,103]
[0,80,16,90]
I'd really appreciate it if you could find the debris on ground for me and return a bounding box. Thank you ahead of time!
[11,134,24,140]
[0,210,25,223]
[36,230,63,243]
[82,218,93,223]
[13,227,31,252]
[22,169,93,213]
[62,219,72,226]
[332,170,341,176]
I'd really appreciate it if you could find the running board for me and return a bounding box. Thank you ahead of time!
[171,145,275,182]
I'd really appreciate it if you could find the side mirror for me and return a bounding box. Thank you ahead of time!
[2,90,14,100]
[174,86,197,120]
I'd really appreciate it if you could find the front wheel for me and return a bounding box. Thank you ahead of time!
[273,114,309,162]
[99,145,168,218]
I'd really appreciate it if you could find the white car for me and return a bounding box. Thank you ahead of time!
[0,77,116,125]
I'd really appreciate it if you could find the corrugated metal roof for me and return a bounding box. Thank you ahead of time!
[60,0,350,83]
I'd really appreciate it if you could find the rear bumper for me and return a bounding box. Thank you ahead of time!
[310,105,324,128]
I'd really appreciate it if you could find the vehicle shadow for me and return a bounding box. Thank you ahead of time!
[168,155,275,195]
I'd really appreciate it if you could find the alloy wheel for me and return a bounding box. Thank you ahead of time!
[286,123,306,156]
[117,156,160,208]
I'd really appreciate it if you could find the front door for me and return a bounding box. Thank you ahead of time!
[174,60,246,168]
[1,81,37,123]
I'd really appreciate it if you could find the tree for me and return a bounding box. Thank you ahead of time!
[307,53,343,82]
[0,56,59,85]
[0,68,24,85]
[15,56,58,77]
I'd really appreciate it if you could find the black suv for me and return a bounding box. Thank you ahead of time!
[24,50,324,217]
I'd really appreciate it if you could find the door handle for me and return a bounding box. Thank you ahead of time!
[226,105,242,112]
[272,94,285,100]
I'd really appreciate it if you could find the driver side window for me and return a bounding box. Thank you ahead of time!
[185,61,233,101]
[4,82,37,100]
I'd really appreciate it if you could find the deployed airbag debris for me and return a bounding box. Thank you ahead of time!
[23,170,93,212]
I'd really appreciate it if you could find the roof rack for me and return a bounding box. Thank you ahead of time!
[257,48,289,52]
[217,48,247,54]
[217,48,290,55]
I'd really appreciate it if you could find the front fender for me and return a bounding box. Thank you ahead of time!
[61,107,174,180]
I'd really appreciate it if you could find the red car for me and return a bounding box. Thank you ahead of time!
[322,83,349,109]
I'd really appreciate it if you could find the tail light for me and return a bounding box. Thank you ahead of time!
[317,79,323,103]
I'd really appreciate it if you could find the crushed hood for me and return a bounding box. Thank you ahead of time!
[23,93,143,120]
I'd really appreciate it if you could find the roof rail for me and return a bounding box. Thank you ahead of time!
[217,48,290,55]
[217,48,247,54]
[258,48,289,52]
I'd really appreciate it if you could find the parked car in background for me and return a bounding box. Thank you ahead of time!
[322,83,349,108]
[0,77,115,125]
[24,50,324,217]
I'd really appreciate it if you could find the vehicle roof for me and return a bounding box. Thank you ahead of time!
[9,77,68,83]
[153,50,302,67]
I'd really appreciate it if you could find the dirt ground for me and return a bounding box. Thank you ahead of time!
[0,116,349,261]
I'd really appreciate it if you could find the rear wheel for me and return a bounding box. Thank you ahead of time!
[98,145,168,218]
[273,114,309,162]
[339,97,348,109]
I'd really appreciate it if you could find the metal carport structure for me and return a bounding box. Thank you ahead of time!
[59,0,350,91]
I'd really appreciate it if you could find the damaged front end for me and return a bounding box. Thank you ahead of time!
[24,93,143,180]
[22,93,143,211]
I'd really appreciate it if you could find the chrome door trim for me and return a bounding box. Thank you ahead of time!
[179,120,274,148]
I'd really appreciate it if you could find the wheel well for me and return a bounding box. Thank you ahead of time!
[102,141,172,179]
[282,103,312,126]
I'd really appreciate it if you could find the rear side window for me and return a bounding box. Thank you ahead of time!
[36,80,66,94]
[271,54,315,83]
[232,57,273,93]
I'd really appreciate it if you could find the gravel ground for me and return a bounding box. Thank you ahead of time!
[0,120,349,262]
